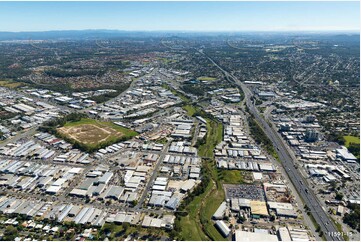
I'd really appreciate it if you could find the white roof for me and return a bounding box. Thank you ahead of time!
[336,147,357,160]
[268,202,294,210]
[235,230,278,242]
[70,188,87,197]
[46,186,62,193]
[68,167,83,174]
[52,178,67,187]
[253,172,263,180]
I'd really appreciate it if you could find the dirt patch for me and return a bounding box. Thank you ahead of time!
[58,123,123,145]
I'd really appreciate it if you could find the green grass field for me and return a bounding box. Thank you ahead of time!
[200,160,226,241]
[343,136,360,147]
[0,80,25,88]
[197,76,217,81]
[175,102,227,240]
[178,183,212,241]
[183,105,197,117]
[218,170,246,184]
[178,115,226,241]
[198,119,223,158]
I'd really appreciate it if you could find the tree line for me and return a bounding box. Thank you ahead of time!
[247,114,278,159]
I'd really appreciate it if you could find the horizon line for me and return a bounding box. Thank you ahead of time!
[1,29,360,33]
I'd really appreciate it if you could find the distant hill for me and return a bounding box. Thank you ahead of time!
[0,30,174,41]
[0,29,358,41]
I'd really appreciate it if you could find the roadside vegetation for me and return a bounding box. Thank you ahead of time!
[343,204,360,231]
[247,114,279,160]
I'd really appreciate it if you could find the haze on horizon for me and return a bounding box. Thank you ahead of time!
[0,1,359,32]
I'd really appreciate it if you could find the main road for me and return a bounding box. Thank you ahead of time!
[200,50,341,241]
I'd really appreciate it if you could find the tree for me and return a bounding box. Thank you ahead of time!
[335,192,344,201]
[122,222,130,231]
[131,200,138,206]
[348,142,360,158]
[343,204,360,230]
[3,225,18,240]
[316,225,321,232]
[237,216,246,223]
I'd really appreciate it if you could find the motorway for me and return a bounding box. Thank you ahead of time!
[201,51,342,241]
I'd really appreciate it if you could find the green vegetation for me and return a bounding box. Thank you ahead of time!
[331,218,350,241]
[343,136,360,146]
[347,143,360,158]
[154,137,168,144]
[39,113,137,152]
[200,160,226,241]
[343,204,360,231]
[0,107,18,120]
[342,136,360,158]
[181,84,209,97]
[158,57,177,64]
[44,68,102,78]
[175,165,212,241]
[2,225,18,240]
[218,170,249,184]
[162,83,190,102]
[197,76,217,81]
[88,86,129,103]
[59,118,138,152]
[308,211,322,238]
[175,160,227,241]
[0,80,25,88]
[335,192,344,201]
[247,114,279,160]
[182,104,223,158]
[183,105,197,117]
[39,112,87,133]
[174,106,226,241]
[198,119,223,158]
[99,222,168,241]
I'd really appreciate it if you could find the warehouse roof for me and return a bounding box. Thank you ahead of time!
[235,230,278,242]
[250,201,269,216]
[70,188,87,197]
[215,220,231,237]
[213,201,227,219]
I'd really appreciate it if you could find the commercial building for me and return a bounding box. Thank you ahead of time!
[215,220,231,237]
[234,230,278,241]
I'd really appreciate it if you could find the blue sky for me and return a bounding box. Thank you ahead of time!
[0,1,359,32]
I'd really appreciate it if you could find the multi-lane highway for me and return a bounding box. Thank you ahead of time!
[201,51,342,241]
